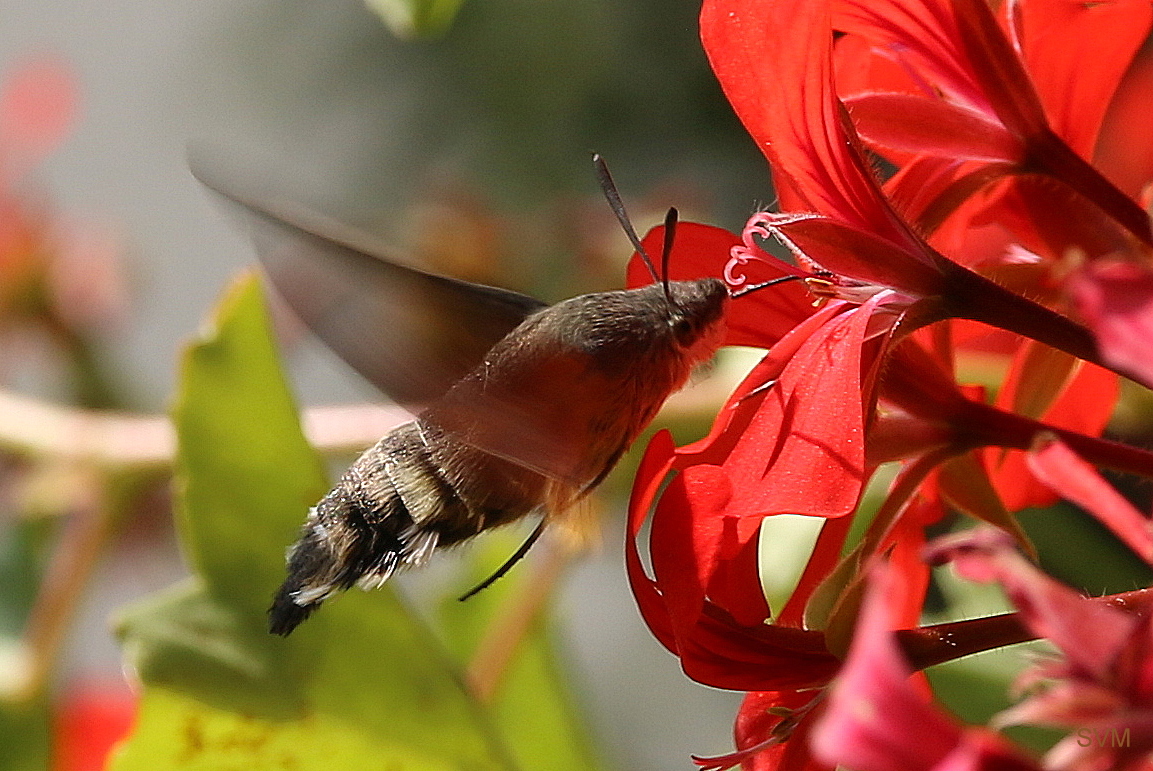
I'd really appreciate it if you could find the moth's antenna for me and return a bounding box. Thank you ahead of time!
[729,274,805,298]
[593,154,660,284]
[457,520,546,601]
[659,207,678,304]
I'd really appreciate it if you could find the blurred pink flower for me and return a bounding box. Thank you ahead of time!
[929,528,1153,771]
[811,558,1038,771]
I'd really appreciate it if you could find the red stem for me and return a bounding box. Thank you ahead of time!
[1029,130,1153,248]
[899,586,1153,670]
[942,264,1103,367]
[959,398,1153,480]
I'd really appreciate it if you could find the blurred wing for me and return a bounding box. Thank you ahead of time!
[427,349,613,487]
[192,162,547,411]
[423,312,656,488]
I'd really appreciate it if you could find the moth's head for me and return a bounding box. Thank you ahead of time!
[588,155,727,357]
[665,277,728,355]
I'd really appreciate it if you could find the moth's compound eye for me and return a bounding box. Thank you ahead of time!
[672,316,694,338]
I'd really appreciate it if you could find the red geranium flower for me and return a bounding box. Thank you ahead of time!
[827,0,1153,428]
[831,0,1152,248]
[620,0,1153,766]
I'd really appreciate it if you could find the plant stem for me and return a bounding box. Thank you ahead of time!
[962,398,1153,479]
[5,472,111,703]
[945,265,1103,368]
[1032,130,1153,247]
[465,532,573,704]
[0,388,411,472]
[899,586,1153,670]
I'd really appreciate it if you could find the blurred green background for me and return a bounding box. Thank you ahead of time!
[0,0,771,768]
[4,1,1150,769]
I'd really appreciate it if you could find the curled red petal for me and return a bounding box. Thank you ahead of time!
[628,433,841,691]
[649,464,739,632]
[626,429,680,652]
[678,606,838,691]
[626,221,816,347]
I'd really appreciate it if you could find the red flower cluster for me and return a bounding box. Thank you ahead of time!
[810,449,1153,771]
[624,0,1153,768]
[0,56,126,355]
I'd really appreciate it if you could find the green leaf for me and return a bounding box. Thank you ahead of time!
[1019,503,1153,594]
[169,274,329,615]
[112,272,514,770]
[926,643,1062,755]
[436,535,609,771]
[938,453,1036,561]
[0,519,53,638]
[116,580,309,720]
[365,0,470,38]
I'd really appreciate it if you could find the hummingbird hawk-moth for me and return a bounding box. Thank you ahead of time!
[194,157,733,636]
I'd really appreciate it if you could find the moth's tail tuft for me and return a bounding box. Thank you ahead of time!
[268,583,319,636]
[266,475,437,635]
[267,520,336,635]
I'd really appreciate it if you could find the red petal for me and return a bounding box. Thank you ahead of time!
[769,214,948,295]
[648,464,738,632]
[1007,175,1133,260]
[832,0,1047,140]
[949,0,1048,137]
[833,33,920,100]
[810,562,963,771]
[52,680,136,771]
[714,690,828,771]
[929,172,1132,276]
[932,731,1040,771]
[626,432,841,691]
[1067,258,1153,389]
[626,429,680,652]
[700,0,924,255]
[885,156,1008,237]
[844,93,1020,162]
[704,299,882,519]
[884,517,934,626]
[986,351,1118,510]
[937,452,1035,557]
[678,607,838,691]
[1027,438,1153,565]
[1017,0,1152,159]
[1095,43,1153,199]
